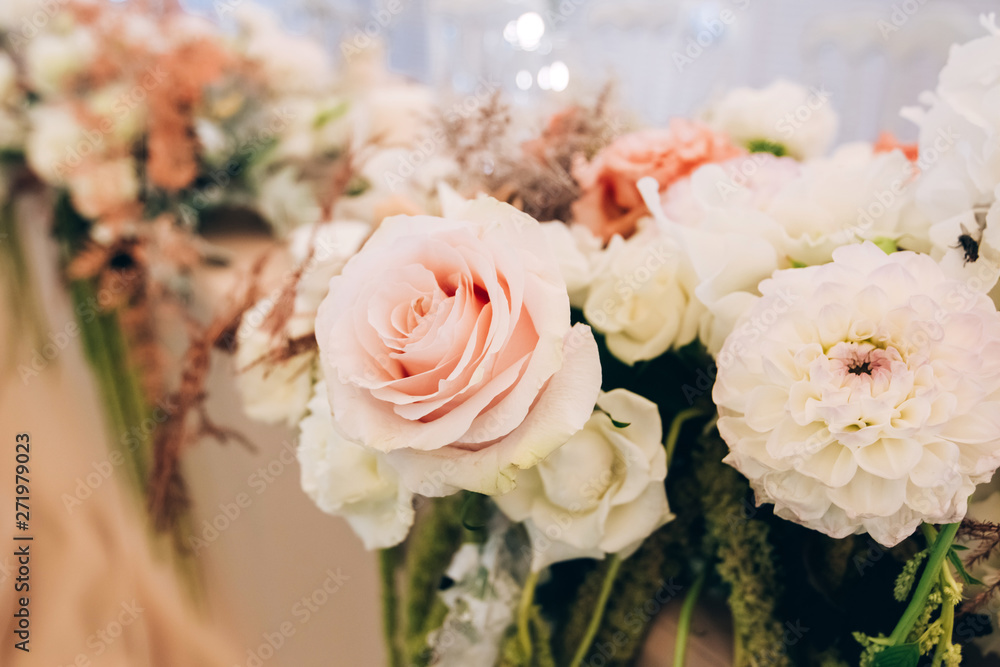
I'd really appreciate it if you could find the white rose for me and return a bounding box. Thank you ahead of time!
[583,225,702,365]
[236,6,333,96]
[540,221,604,309]
[86,84,147,147]
[0,0,41,31]
[234,299,315,427]
[287,219,370,318]
[25,27,97,97]
[26,104,85,184]
[298,381,414,550]
[354,83,435,148]
[0,53,18,106]
[0,109,24,151]
[495,389,673,571]
[715,242,1000,547]
[269,96,352,163]
[256,165,323,235]
[705,79,838,159]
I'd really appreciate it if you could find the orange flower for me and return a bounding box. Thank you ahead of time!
[571,120,744,242]
[147,37,231,191]
[522,106,583,163]
[873,131,918,161]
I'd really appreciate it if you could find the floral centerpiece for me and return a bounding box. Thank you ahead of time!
[8,1,1000,666]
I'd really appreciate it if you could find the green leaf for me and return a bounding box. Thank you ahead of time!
[746,138,788,157]
[871,643,920,667]
[595,407,630,428]
[313,100,349,128]
[948,549,984,586]
[788,259,808,268]
[950,544,969,551]
[872,236,899,255]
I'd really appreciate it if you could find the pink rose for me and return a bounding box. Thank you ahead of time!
[314,196,602,497]
[571,119,744,243]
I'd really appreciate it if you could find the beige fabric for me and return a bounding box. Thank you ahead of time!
[0,195,240,667]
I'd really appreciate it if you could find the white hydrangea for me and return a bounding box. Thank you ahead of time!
[298,381,414,550]
[714,242,1000,547]
[495,389,673,571]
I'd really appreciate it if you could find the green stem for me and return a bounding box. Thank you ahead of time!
[569,554,622,667]
[888,522,960,645]
[518,569,540,662]
[665,408,708,465]
[932,565,957,667]
[379,548,402,667]
[674,567,708,667]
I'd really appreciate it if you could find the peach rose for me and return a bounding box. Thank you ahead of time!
[68,157,140,220]
[314,196,602,497]
[571,119,744,242]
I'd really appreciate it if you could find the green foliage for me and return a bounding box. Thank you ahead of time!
[403,494,472,661]
[893,550,928,602]
[695,431,791,667]
[499,605,556,667]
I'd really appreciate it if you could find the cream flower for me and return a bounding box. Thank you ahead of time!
[333,147,458,224]
[235,5,333,96]
[714,242,1000,546]
[257,165,323,235]
[234,298,315,427]
[67,157,140,220]
[287,219,370,319]
[539,220,604,309]
[268,96,352,164]
[658,146,931,353]
[583,224,702,365]
[314,196,602,497]
[24,27,97,97]
[495,389,673,571]
[0,53,17,106]
[704,79,838,159]
[928,203,1000,297]
[902,16,1000,221]
[298,381,414,550]
[26,104,86,184]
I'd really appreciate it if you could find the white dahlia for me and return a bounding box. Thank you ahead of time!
[714,242,1000,546]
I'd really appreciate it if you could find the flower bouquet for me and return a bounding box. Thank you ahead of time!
[232,15,1000,667]
[7,0,1000,665]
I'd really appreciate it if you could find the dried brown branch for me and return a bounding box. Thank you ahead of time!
[147,253,268,533]
[441,82,621,222]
